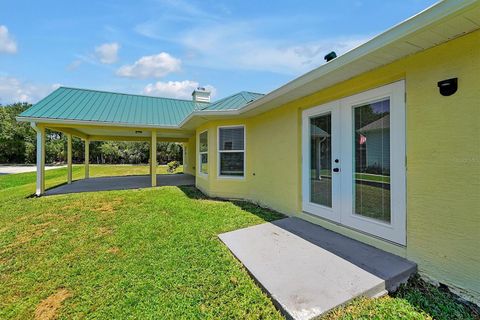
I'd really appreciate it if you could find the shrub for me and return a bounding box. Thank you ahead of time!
[167,160,180,173]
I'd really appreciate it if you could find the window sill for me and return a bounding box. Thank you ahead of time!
[217,175,246,181]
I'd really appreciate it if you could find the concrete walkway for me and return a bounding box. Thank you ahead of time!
[0,165,66,175]
[219,217,416,320]
[45,174,195,195]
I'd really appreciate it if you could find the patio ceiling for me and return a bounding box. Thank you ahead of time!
[43,124,192,142]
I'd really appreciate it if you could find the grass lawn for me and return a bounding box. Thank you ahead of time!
[0,167,477,319]
[355,173,390,183]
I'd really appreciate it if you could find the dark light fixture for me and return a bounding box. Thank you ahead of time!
[437,78,458,96]
[135,130,142,134]
[324,51,337,62]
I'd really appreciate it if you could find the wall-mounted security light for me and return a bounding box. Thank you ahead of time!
[437,78,458,96]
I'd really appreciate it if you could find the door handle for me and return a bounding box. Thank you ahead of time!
[333,168,340,173]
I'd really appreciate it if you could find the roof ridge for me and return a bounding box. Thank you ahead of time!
[210,91,264,104]
[58,86,202,104]
[240,91,264,96]
[200,92,240,110]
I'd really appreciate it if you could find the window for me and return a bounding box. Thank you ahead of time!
[218,126,245,177]
[199,131,208,175]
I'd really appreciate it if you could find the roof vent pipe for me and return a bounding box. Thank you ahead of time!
[324,51,337,62]
[192,87,211,103]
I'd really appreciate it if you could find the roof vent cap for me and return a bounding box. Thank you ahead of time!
[192,87,211,103]
[324,51,337,62]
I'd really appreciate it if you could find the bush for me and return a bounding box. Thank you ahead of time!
[365,164,390,175]
[167,160,180,173]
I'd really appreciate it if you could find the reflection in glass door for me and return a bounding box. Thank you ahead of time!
[302,102,341,223]
[310,114,332,208]
[353,99,391,223]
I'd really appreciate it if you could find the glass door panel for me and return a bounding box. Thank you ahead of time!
[310,114,332,207]
[353,99,391,223]
[339,81,406,245]
[302,102,340,223]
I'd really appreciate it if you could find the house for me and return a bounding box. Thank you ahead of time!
[358,114,390,171]
[17,0,480,303]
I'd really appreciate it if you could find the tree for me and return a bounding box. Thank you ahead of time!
[0,103,184,165]
[0,103,35,163]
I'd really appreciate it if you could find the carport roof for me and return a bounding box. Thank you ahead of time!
[18,87,264,127]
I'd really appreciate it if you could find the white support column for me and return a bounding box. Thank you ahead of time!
[85,138,90,179]
[151,130,157,187]
[182,143,186,171]
[35,124,46,196]
[67,133,72,184]
[149,141,153,176]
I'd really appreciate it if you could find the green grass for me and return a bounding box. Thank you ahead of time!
[393,275,479,320]
[324,274,479,320]
[317,169,390,183]
[0,167,476,319]
[0,164,182,190]
[355,173,390,183]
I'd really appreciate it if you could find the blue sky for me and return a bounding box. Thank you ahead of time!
[0,0,437,104]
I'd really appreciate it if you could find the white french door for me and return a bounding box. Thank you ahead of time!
[302,81,406,245]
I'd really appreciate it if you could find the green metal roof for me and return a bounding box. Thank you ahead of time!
[18,87,264,127]
[203,91,264,111]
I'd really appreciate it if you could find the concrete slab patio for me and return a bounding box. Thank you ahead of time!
[219,217,416,320]
[45,173,195,195]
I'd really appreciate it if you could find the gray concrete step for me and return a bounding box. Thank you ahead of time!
[219,217,416,320]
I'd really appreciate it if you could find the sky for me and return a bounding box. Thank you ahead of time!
[0,0,438,104]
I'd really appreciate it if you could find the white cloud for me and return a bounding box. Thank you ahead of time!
[67,59,82,71]
[0,77,60,104]
[0,25,17,54]
[180,23,368,74]
[95,42,120,64]
[135,6,370,75]
[143,80,215,100]
[117,52,181,79]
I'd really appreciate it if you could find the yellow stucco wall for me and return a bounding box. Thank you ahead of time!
[195,30,480,299]
[183,135,196,175]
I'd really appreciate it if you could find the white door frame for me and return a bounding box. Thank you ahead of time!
[302,81,406,245]
[302,101,341,223]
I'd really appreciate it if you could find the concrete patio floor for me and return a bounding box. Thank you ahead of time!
[45,173,195,195]
[219,217,416,320]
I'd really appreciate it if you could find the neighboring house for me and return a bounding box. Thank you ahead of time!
[358,114,391,171]
[17,1,480,303]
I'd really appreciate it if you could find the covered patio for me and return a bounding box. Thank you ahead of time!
[45,173,195,195]
[16,87,199,196]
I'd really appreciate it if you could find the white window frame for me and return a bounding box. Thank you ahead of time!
[197,130,208,178]
[217,125,246,180]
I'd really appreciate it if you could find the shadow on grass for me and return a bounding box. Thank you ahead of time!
[393,274,480,320]
[178,185,285,223]
[26,181,69,198]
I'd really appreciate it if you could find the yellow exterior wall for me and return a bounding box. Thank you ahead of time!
[183,135,196,175]
[195,30,480,299]
[405,31,480,300]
